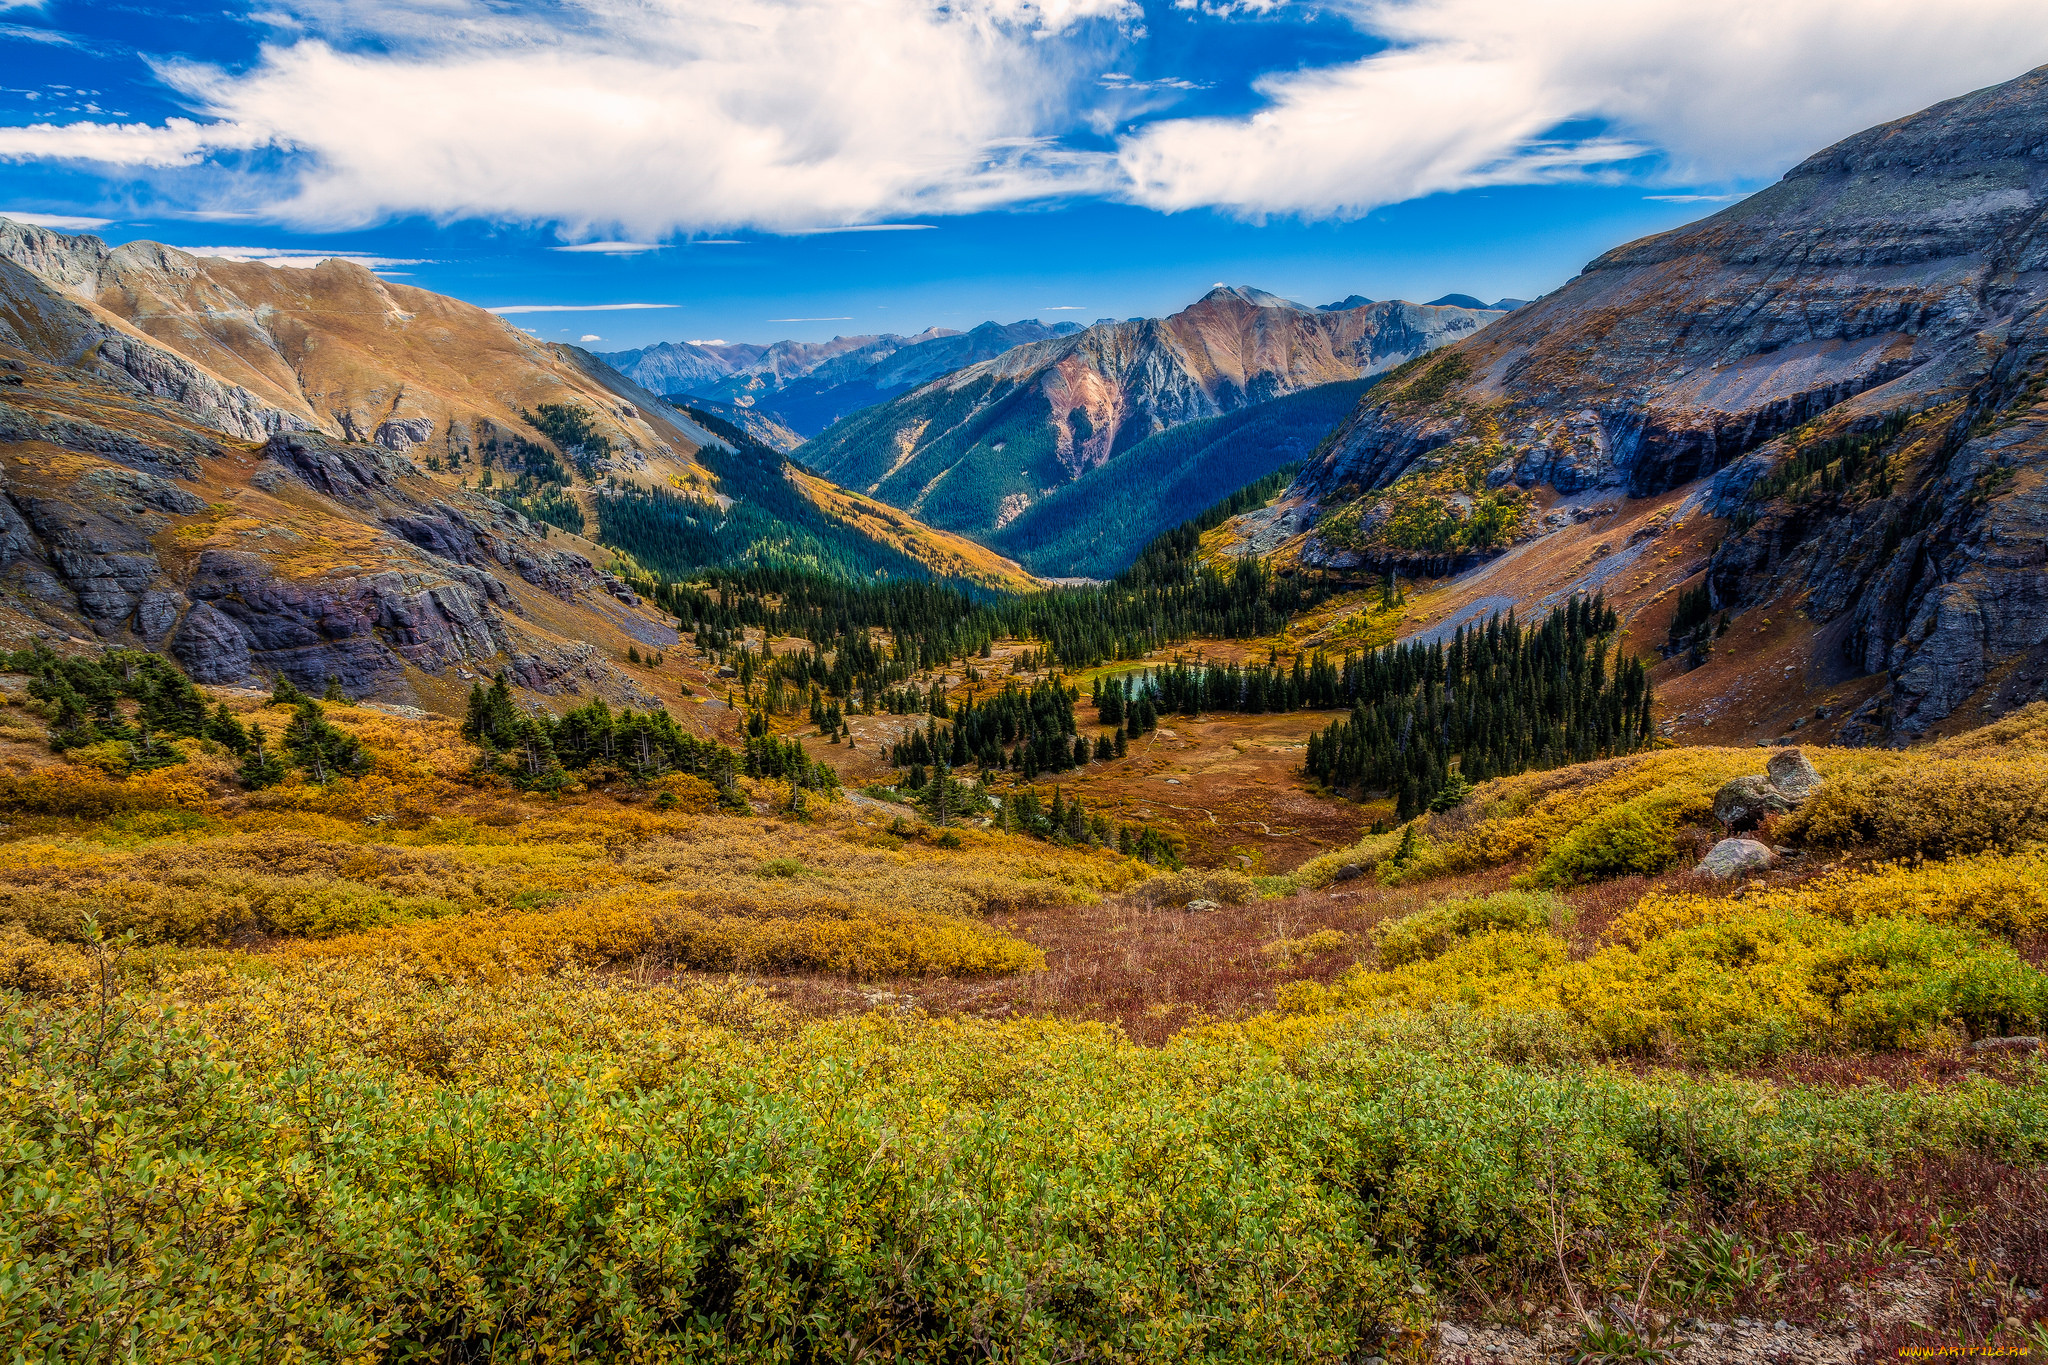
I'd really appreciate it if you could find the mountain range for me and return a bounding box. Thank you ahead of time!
[1239,61,2048,747]
[3,62,2043,748]
[799,286,1511,566]
[602,320,1084,441]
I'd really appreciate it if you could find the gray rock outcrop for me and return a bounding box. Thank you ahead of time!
[1764,749,1823,802]
[1697,838,1776,879]
[1712,747,1824,831]
[169,601,254,683]
[1712,775,1794,831]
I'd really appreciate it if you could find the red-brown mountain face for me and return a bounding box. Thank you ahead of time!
[1270,64,2048,746]
[802,286,1506,557]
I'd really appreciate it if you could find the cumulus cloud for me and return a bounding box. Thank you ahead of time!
[0,0,1135,235]
[0,116,270,166]
[0,0,2042,232]
[1119,0,2048,216]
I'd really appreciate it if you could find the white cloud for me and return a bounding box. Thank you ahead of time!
[1119,0,2048,217]
[0,116,272,167]
[486,302,678,314]
[1,0,2041,233]
[552,241,666,253]
[580,333,602,341]
[1,209,111,229]
[0,0,1135,234]
[179,244,428,268]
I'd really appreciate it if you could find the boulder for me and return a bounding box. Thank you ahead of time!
[1765,748,1823,803]
[1712,775,1792,830]
[1697,838,1775,879]
[1970,1035,2042,1055]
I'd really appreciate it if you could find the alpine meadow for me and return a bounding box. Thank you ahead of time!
[1,9,2047,1364]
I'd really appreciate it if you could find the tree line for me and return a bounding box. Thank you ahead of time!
[1302,596,1654,819]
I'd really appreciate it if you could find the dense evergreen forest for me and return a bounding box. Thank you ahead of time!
[865,596,1650,826]
[460,671,836,801]
[1304,596,1655,818]
[622,463,1333,707]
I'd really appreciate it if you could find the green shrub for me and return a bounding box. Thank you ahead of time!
[1532,803,1679,886]
[1373,890,1571,967]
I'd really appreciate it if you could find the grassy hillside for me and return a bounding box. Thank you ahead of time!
[992,378,1373,577]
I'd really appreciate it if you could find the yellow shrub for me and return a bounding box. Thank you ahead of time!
[1372,890,1570,967]
[1779,753,2048,858]
[1297,905,2048,1062]
[1616,850,2048,944]
[1261,929,1356,967]
[0,923,94,995]
[284,894,1045,981]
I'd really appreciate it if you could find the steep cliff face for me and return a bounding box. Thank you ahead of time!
[801,287,1504,551]
[1275,63,2048,744]
[0,339,666,709]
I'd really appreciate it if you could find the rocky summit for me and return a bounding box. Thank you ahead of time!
[1257,64,2048,746]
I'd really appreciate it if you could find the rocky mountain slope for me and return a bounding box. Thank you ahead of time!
[801,287,1507,556]
[0,221,1035,706]
[0,219,715,482]
[1252,62,2048,746]
[603,319,1083,437]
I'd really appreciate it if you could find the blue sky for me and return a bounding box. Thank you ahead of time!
[2,0,2044,351]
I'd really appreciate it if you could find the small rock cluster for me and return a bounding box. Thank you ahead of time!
[1696,749,1823,879]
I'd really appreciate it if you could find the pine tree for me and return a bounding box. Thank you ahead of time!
[237,722,288,789]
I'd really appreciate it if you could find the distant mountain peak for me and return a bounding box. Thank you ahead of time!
[1198,284,1310,311]
[1319,295,1375,312]
[1425,293,1489,309]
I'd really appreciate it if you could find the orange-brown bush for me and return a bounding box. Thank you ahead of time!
[0,700,1141,979]
[283,895,1044,980]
